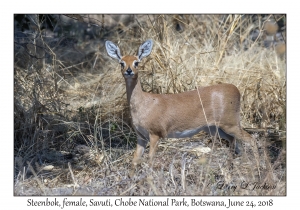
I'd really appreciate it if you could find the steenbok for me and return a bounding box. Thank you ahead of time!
[105,39,258,167]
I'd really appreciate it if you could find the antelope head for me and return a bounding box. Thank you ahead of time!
[105,40,153,79]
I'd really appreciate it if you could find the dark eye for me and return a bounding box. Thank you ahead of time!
[120,62,125,69]
[134,62,139,68]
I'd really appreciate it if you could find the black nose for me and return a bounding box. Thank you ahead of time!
[126,68,133,74]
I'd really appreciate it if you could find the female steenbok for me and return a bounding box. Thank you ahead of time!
[105,39,258,166]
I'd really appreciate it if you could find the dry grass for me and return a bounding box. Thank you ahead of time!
[14,14,286,195]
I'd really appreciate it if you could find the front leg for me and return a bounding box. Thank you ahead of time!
[132,136,148,166]
[149,134,160,163]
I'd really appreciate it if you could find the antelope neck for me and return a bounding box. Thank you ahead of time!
[125,77,142,104]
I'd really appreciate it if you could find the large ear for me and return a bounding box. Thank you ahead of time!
[137,39,153,61]
[105,41,122,61]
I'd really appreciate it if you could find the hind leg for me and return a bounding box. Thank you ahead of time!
[233,128,258,157]
[217,127,241,155]
[221,126,252,145]
[222,126,260,163]
[203,126,241,155]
